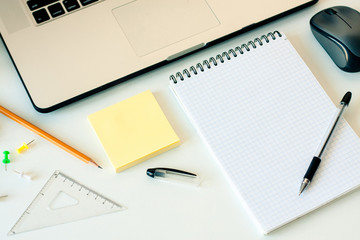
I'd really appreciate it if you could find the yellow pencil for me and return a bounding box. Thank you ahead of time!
[0,105,102,169]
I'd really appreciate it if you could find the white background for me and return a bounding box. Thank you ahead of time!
[1,0,360,239]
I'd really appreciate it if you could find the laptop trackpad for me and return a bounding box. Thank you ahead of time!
[112,0,220,56]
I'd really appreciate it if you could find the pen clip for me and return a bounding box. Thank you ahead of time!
[157,168,197,177]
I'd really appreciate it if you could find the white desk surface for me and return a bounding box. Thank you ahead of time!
[1,0,360,239]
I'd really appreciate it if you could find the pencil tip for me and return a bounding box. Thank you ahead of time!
[88,160,102,169]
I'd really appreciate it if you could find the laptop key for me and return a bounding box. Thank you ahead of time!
[32,8,50,24]
[63,0,80,12]
[79,0,98,6]
[27,0,59,11]
[27,0,45,11]
[48,3,65,18]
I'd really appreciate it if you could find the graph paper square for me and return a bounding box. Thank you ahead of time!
[169,33,360,233]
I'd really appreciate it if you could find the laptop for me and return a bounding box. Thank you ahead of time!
[0,0,317,112]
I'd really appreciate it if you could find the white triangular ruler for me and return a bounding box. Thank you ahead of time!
[8,171,126,235]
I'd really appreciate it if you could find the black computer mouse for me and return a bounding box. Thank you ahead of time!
[310,6,360,72]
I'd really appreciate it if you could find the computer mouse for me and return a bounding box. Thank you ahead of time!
[310,6,360,72]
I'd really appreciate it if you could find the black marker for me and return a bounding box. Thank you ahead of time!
[299,92,352,195]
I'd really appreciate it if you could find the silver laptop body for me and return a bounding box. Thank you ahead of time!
[0,0,317,112]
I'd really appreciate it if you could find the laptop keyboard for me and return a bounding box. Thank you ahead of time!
[26,0,101,24]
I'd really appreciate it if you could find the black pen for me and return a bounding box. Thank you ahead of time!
[299,91,352,195]
[146,168,200,185]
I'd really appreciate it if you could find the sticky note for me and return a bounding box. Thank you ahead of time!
[88,90,180,172]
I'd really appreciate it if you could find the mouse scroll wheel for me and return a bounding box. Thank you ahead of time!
[325,8,337,15]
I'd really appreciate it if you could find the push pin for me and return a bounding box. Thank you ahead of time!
[13,170,33,181]
[3,151,10,171]
[17,140,35,154]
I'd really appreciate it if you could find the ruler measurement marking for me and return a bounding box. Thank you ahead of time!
[57,172,121,208]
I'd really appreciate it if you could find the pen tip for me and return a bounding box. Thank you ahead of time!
[98,165,103,169]
[299,180,308,196]
[299,186,306,196]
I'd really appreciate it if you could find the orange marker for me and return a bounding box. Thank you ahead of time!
[0,105,102,169]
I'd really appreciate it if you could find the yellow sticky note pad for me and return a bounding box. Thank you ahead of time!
[88,90,180,172]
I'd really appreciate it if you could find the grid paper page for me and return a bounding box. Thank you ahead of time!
[169,33,360,234]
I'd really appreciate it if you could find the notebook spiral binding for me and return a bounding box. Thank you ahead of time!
[170,31,282,84]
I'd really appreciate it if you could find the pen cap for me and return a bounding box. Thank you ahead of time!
[146,168,156,178]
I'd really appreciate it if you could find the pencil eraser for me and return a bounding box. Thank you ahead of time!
[88,90,180,172]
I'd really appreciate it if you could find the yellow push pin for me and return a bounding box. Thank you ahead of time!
[17,140,35,154]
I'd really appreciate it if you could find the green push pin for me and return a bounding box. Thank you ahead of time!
[3,151,10,171]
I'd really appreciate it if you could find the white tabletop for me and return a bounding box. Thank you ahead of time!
[1,0,360,239]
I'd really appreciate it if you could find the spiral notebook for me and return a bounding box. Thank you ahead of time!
[169,31,360,233]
